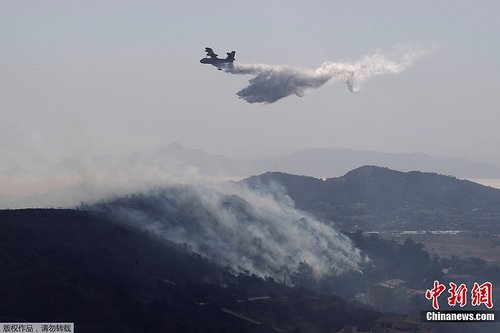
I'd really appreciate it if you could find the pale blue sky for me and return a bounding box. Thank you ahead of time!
[2,0,500,165]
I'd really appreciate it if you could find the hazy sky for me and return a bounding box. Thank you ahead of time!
[2,0,500,165]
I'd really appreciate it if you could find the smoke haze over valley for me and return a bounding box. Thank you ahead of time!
[90,183,364,280]
[2,142,500,209]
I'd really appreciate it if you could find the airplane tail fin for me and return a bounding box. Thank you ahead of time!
[226,51,236,61]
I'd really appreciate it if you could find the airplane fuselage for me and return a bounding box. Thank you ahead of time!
[199,58,233,64]
[199,58,233,70]
[200,48,236,70]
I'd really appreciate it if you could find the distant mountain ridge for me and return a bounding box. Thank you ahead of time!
[155,143,500,179]
[3,142,500,209]
[243,166,500,232]
[258,148,500,179]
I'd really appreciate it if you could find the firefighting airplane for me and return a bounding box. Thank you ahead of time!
[199,47,236,70]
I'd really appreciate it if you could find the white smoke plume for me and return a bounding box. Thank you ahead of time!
[224,45,430,103]
[92,181,365,280]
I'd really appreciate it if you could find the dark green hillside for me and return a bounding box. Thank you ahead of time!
[244,166,500,231]
[0,209,379,333]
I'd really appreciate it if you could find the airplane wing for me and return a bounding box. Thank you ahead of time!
[205,47,218,58]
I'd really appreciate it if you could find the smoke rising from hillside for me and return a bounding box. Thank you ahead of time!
[92,182,364,280]
[225,46,429,103]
